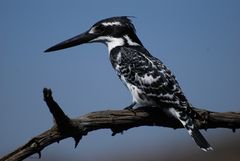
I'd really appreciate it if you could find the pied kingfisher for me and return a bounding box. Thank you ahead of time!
[45,16,212,151]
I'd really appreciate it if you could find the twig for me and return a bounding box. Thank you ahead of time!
[1,88,240,161]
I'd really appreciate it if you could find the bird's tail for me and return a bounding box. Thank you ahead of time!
[169,108,213,151]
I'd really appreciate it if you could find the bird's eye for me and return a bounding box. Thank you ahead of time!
[93,25,105,33]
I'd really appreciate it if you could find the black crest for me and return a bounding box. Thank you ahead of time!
[94,16,136,32]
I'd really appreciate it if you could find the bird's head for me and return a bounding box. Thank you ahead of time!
[45,16,143,53]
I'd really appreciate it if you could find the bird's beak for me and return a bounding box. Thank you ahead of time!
[44,31,97,53]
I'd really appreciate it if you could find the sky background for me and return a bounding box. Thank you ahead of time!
[1,0,240,161]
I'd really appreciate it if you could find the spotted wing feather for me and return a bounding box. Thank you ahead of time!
[111,46,188,109]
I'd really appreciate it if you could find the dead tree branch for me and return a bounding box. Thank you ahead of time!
[1,88,240,161]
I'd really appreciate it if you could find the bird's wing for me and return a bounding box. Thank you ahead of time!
[112,46,212,151]
[44,16,212,151]
[117,46,189,108]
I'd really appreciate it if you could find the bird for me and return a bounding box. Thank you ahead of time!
[45,16,213,151]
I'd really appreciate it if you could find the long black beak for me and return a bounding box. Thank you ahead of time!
[44,31,97,52]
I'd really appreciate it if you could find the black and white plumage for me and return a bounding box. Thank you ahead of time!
[45,16,212,151]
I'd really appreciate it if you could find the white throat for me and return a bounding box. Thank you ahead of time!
[91,35,140,54]
[105,37,125,53]
[91,36,124,53]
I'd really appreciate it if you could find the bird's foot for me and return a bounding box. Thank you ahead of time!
[124,102,136,115]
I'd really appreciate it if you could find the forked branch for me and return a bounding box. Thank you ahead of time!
[1,88,240,161]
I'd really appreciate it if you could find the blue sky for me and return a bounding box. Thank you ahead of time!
[1,0,240,160]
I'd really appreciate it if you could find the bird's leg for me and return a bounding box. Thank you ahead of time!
[124,102,137,114]
[124,102,136,110]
